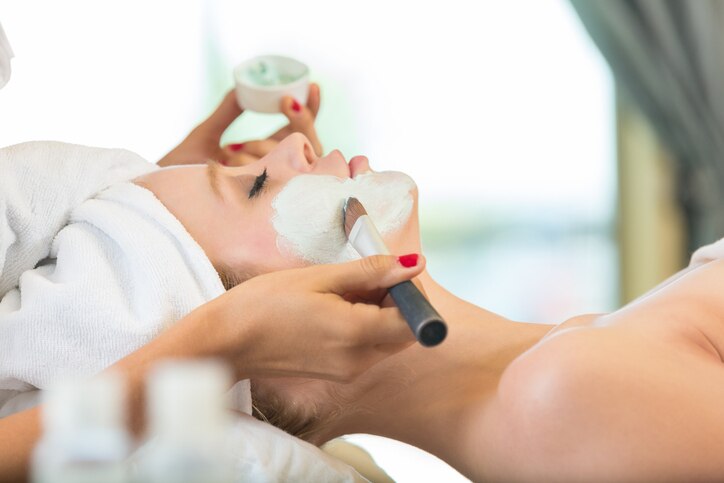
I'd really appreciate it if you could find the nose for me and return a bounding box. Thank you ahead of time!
[285,133,316,172]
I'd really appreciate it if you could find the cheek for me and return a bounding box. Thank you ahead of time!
[236,218,308,275]
[270,172,419,265]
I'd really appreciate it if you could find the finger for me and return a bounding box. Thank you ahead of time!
[222,139,278,160]
[269,83,322,141]
[379,273,428,306]
[278,96,324,156]
[306,83,321,118]
[198,90,244,139]
[348,303,417,345]
[320,254,426,296]
[373,340,416,357]
[278,95,314,130]
[268,89,323,155]
[224,152,259,167]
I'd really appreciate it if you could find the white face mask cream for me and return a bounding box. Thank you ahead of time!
[271,171,415,264]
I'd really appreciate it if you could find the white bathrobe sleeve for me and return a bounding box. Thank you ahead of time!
[0,141,155,299]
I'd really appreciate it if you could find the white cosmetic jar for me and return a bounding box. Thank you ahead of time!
[233,55,309,113]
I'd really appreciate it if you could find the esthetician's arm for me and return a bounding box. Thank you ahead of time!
[0,254,422,483]
[158,84,323,168]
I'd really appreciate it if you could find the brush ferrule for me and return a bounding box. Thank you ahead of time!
[348,215,390,257]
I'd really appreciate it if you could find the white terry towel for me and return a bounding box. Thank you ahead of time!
[0,141,250,416]
[0,141,155,299]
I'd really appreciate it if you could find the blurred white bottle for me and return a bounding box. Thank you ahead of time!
[32,373,131,483]
[137,359,234,483]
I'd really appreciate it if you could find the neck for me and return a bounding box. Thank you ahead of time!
[315,271,554,475]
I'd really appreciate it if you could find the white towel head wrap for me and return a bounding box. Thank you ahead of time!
[0,22,14,90]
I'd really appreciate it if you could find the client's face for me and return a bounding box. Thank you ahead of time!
[135,133,419,280]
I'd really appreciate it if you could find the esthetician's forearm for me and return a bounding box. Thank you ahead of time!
[0,406,40,483]
[108,300,235,434]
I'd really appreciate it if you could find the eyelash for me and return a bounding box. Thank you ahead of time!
[248,168,268,199]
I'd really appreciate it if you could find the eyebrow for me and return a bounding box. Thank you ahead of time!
[206,160,222,199]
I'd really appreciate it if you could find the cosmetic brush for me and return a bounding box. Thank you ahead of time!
[343,197,447,347]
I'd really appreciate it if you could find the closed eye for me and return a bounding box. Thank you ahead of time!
[248,168,268,199]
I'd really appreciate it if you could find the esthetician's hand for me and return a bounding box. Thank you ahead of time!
[157,84,323,167]
[0,254,419,483]
[203,254,424,382]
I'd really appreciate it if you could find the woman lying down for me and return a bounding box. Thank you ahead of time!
[4,126,724,481]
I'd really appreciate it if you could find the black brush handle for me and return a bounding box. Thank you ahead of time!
[388,281,447,347]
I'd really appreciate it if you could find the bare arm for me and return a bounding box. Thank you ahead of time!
[0,407,40,483]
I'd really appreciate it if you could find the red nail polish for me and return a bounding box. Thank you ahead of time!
[398,254,419,268]
[218,159,228,166]
[229,143,245,152]
[291,99,302,113]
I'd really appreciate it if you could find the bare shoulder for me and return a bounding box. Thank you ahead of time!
[482,261,724,481]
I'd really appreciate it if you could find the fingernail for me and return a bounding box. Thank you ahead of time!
[291,99,302,113]
[229,143,245,152]
[398,254,419,268]
[218,159,228,166]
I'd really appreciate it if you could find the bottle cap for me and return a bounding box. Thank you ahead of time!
[42,372,129,460]
[146,359,232,443]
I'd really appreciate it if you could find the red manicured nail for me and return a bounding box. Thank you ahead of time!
[229,143,245,152]
[398,254,419,268]
[218,159,228,166]
[291,99,302,113]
